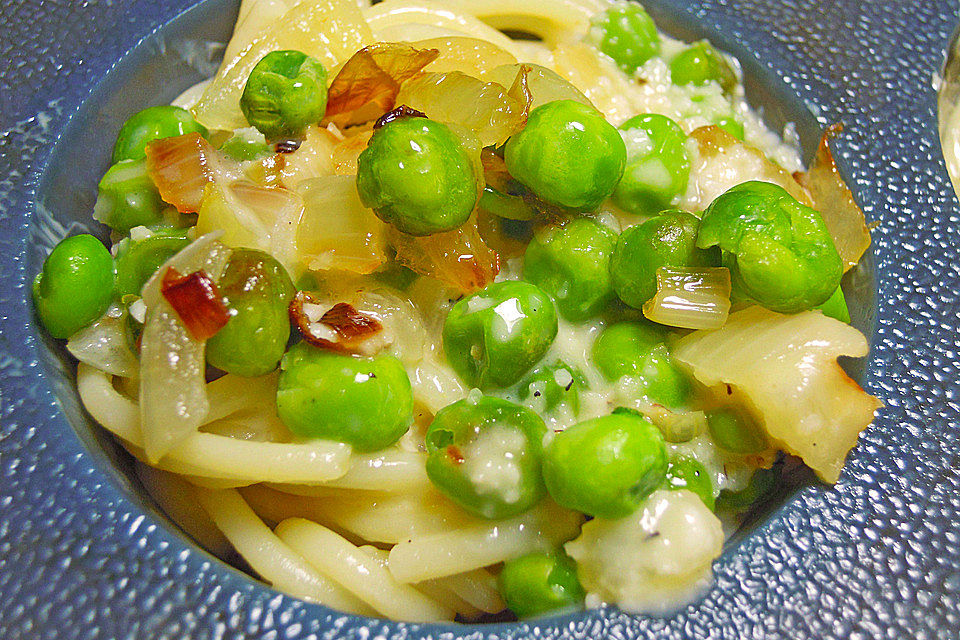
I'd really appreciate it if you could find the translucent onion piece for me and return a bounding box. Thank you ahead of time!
[673,305,882,483]
[549,41,643,122]
[794,124,872,272]
[145,133,224,213]
[192,0,373,131]
[482,63,594,112]
[643,405,708,443]
[67,303,139,378]
[642,266,732,330]
[278,125,342,187]
[324,42,440,128]
[685,125,811,211]
[139,233,232,462]
[330,129,373,176]
[395,71,525,147]
[196,179,304,277]
[416,36,517,76]
[389,214,500,294]
[295,175,387,274]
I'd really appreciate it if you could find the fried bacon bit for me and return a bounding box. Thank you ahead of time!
[289,291,384,353]
[160,268,231,340]
[145,133,218,213]
[374,104,427,129]
[446,445,465,465]
[324,43,440,128]
[793,123,873,272]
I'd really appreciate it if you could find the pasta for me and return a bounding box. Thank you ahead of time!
[32,0,881,624]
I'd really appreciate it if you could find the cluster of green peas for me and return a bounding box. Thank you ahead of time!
[32,4,846,618]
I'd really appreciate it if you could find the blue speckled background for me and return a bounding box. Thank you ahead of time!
[2,0,960,638]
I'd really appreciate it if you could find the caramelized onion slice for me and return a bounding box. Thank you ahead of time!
[389,214,500,294]
[160,268,232,341]
[794,124,873,272]
[325,42,440,128]
[642,266,731,331]
[289,291,385,354]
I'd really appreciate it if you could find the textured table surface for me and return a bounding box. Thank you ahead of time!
[1,0,959,638]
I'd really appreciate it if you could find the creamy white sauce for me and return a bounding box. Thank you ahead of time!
[565,489,724,614]
[461,423,529,504]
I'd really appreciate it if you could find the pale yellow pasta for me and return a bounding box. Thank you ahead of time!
[432,568,505,614]
[194,487,373,614]
[275,517,454,621]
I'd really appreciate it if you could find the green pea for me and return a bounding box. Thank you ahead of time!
[715,465,778,511]
[499,551,585,618]
[277,344,413,451]
[664,454,714,510]
[522,217,617,321]
[219,128,273,161]
[543,412,667,518]
[425,396,547,519]
[714,115,745,140]
[517,360,586,415]
[33,234,116,339]
[591,321,690,408]
[613,114,691,216]
[697,180,843,313]
[240,50,328,141]
[816,285,850,323]
[92,158,165,233]
[589,4,661,74]
[477,186,538,221]
[357,117,478,236]
[706,407,767,454]
[206,249,295,377]
[115,231,191,297]
[443,281,558,389]
[609,209,717,308]
[505,100,626,211]
[669,41,737,92]
[113,105,208,163]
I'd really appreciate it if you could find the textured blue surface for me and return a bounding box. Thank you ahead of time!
[2,0,960,638]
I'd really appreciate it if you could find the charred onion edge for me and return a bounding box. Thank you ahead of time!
[160,267,231,341]
[374,105,427,129]
[289,290,384,352]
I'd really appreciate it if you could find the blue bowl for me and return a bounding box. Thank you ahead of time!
[2,0,959,638]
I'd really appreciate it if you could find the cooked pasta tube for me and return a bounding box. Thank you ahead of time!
[194,487,373,615]
[432,568,505,614]
[275,517,455,621]
[388,501,583,582]
[78,363,352,483]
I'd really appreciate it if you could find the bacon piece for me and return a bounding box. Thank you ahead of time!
[160,268,231,340]
[289,291,384,353]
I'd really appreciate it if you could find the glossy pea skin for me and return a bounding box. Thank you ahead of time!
[543,412,668,518]
[113,105,208,163]
[610,209,717,308]
[706,407,768,454]
[517,360,586,415]
[669,41,737,92]
[277,343,413,451]
[357,117,478,236]
[613,114,691,216]
[94,158,165,233]
[425,396,547,519]
[698,181,843,313]
[240,50,328,141]
[523,217,618,321]
[443,281,558,389]
[206,249,295,377]
[816,285,850,323]
[505,100,626,211]
[499,551,585,618]
[714,115,745,141]
[115,231,191,297]
[219,129,273,161]
[664,454,715,510]
[33,234,116,339]
[591,321,691,408]
[589,4,661,74]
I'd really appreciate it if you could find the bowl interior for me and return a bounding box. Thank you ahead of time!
[29,0,878,614]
